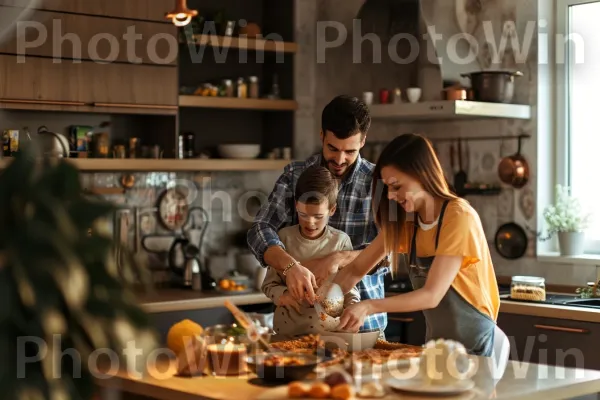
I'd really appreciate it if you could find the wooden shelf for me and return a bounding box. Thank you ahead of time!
[189,35,298,53]
[179,96,297,111]
[0,158,290,172]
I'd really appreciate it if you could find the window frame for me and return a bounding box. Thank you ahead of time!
[554,0,600,254]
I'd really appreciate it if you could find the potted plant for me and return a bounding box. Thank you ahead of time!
[542,184,591,256]
[0,146,158,399]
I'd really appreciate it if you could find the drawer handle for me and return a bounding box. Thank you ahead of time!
[534,324,589,334]
[389,317,415,323]
[93,102,178,110]
[0,98,86,106]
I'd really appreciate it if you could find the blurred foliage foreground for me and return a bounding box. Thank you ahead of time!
[0,147,158,400]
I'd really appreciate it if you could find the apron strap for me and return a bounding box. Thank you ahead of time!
[409,199,451,263]
[434,200,450,250]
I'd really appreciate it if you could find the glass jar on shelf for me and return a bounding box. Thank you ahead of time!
[510,276,546,301]
[222,79,234,97]
[236,77,247,98]
[248,76,259,98]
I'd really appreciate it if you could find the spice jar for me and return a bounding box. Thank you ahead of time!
[236,77,247,98]
[222,79,234,97]
[510,276,546,301]
[248,76,259,98]
[113,145,126,159]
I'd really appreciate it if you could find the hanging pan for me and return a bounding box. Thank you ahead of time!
[498,135,529,189]
[494,222,528,260]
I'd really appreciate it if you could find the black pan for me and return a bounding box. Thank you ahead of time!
[495,222,528,260]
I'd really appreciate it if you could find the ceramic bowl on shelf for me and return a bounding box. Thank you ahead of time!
[320,329,380,351]
[217,144,261,159]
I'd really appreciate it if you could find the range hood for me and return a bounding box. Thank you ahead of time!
[369,100,531,121]
[357,0,531,121]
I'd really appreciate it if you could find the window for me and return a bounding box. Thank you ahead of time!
[556,0,600,254]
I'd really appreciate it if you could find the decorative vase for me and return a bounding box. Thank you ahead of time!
[558,231,585,256]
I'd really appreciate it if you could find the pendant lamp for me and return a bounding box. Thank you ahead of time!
[165,0,198,27]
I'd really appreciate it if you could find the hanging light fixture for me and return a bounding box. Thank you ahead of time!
[165,0,198,27]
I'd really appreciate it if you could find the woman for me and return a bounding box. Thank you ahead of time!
[333,133,508,362]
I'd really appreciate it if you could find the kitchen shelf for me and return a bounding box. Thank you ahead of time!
[188,34,298,54]
[0,158,290,172]
[369,101,531,121]
[179,96,298,111]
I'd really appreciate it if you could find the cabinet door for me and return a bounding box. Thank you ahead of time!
[0,0,173,22]
[498,313,600,371]
[387,312,426,346]
[0,6,177,65]
[0,55,177,112]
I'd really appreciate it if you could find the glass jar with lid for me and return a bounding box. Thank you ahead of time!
[510,276,546,301]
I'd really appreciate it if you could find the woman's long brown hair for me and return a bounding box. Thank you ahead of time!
[371,133,458,278]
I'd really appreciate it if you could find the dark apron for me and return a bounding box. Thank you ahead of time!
[408,200,495,357]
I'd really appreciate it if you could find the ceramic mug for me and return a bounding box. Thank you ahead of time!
[419,339,476,385]
[406,87,422,103]
[362,91,374,105]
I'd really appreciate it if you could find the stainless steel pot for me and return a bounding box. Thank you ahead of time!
[460,71,523,103]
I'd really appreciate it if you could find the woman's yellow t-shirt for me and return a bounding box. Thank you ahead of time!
[413,199,500,321]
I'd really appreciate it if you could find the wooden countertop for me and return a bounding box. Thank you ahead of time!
[97,356,600,400]
[136,289,270,314]
[136,289,600,323]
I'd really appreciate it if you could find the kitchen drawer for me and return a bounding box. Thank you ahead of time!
[0,0,173,22]
[0,54,177,110]
[498,313,600,370]
[0,6,177,65]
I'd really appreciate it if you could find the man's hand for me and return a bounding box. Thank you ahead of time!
[278,291,303,314]
[285,263,317,304]
[304,253,340,287]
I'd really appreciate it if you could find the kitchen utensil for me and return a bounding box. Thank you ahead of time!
[453,139,467,193]
[460,71,523,103]
[224,300,272,351]
[315,281,345,322]
[168,237,200,287]
[321,329,380,351]
[37,125,70,157]
[495,222,528,260]
[442,86,467,101]
[246,353,320,383]
[406,87,422,103]
[217,144,261,159]
[498,135,529,188]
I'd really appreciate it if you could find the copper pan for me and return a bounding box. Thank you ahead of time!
[498,136,529,188]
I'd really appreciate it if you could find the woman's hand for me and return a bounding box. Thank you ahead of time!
[337,300,375,332]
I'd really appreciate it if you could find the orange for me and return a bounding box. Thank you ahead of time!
[166,319,203,356]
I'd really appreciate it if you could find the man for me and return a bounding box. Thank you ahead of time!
[247,95,388,332]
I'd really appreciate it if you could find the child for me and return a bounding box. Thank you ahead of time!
[261,165,360,335]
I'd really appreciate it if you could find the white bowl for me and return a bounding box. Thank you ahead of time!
[321,329,380,351]
[406,87,422,103]
[217,144,261,159]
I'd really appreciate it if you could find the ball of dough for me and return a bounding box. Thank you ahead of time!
[309,382,331,398]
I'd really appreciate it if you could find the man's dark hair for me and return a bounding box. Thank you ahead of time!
[295,166,339,207]
[321,95,371,140]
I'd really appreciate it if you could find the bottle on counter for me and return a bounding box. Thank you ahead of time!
[2,130,10,157]
[236,77,247,98]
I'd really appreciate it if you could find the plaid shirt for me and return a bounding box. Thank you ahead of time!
[247,153,388,332]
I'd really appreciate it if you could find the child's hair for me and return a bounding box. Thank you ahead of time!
[295,165,339,207]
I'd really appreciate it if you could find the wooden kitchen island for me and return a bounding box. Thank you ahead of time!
[96,355,600,400]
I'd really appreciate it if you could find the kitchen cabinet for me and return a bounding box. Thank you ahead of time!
[0,0,173,22]
[0,6,177,65]
[385,311,426,346]
[498,313,600,371]
[0,54,177,114]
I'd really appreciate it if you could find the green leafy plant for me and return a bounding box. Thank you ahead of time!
[575,284,600,299]
[0,146,158,399]
[541,184,591,239]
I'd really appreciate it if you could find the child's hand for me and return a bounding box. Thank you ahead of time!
[278,292,303,314]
